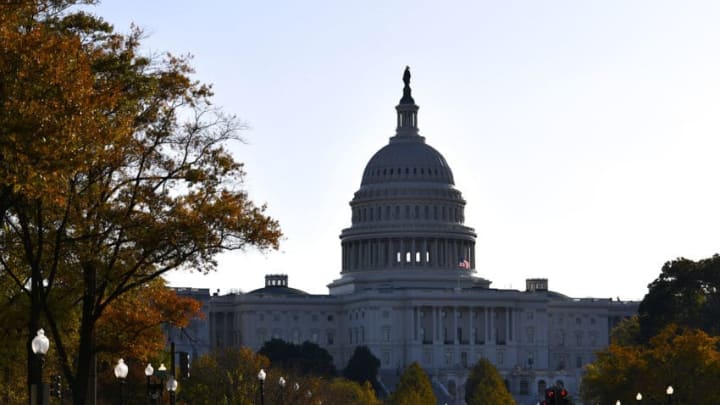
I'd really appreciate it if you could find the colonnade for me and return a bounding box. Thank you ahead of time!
[341,237,475,271]
[413,306,514,346]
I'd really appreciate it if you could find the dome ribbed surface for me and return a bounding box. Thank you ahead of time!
[360,140,455,186]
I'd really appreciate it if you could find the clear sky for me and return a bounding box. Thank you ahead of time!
[91,1,720,301]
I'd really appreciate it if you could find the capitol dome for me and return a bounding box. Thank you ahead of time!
[330,67,488,294]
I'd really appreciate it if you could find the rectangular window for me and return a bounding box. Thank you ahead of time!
[423,349,432,365]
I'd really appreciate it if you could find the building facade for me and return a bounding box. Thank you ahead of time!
[206,69,637,405]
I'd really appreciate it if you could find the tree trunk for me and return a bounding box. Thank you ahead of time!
[73,265,97,405]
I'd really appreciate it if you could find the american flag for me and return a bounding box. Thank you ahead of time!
[458,257,470,270]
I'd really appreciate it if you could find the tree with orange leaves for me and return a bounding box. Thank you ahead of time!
[0,2,282,404]
[581,324,720,404]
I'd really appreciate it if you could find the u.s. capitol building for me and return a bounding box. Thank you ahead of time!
[205,69,637,405]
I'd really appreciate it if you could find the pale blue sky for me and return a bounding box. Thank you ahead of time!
[92,1,720,300]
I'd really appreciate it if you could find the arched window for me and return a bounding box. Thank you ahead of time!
[447,380,457,397]
[537,380,547,395]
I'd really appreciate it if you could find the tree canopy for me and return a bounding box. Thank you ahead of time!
[387,362,436,405]
[319,379,382,405]
[464,358,514,405]
[343,345,381,393]
[638,254,720,341]
[581,324,720,404]
[258,339,336,376]
[0,1,281,404]
[179,347,270,405]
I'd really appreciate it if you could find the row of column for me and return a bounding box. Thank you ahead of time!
[413,306,513,346]
[341,237,475,271]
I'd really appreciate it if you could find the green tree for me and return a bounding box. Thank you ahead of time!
[610,315,642,346]
[638,254,720,341]
[388,362,436,405]
[343,346,381,392]
[179,347,270,405]
[0,2,281,404]
[581,324,720,404]
[464,358,514,405]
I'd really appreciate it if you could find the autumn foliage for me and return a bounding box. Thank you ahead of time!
[581,324,720,404]
[0,1,281,404]
[388,362,436,405]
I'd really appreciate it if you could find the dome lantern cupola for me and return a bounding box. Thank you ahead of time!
[394,66,422,140]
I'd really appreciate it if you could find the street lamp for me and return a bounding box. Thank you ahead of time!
[257,369,266,405]
[615,401,621,405]
[31,329,50,405]
[166,375,178,405]
[278,376,286,404]
[114,359,129,405]
[635,392,642,402]
[665,385,674,404]
[145,363,164,405]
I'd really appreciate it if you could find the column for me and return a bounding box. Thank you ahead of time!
[400,239,405,267]
[422,239,428,266]
[379,239,385,268]
[469,243,475,269]
[486,307,492,343]
[505,308,510,344]
[453,307,458,344]
[411,238,417,266]
[432,239,438,267]
[469,307,474,345]
[444,239,450,267]
[391,239,397,268]
[433,307,439,342]
[365,240,370,269]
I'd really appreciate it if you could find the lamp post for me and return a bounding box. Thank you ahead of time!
[278,376,286,404]
[31,329,50,405]
[665,385,674,404]
[145,363,165,405]
[257,369,266,405]
[635,392,642,403]
[114,359,129,405]
[166,375,178,405]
